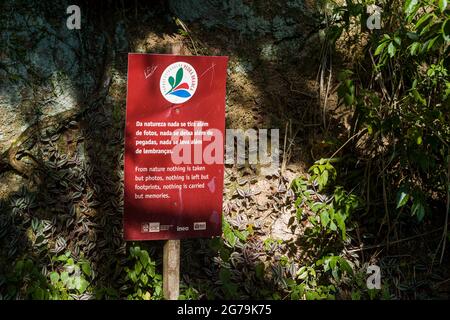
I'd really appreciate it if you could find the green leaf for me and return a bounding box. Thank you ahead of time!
[329,221,337,231]
[143,291,151,300]
[139,250,149,268]
[416,135,423,145]
[412,201,426,222]
[60,271,69,285]
[321,169,329,187]
[135,261,143,275]
[340,259,353,275]
[415,13,434,31]
[344,92,354,106]
[56,254,69,262]
[223,220,236,246]
[439,0,448,13]
[175,67,183,87]
[374,41,388,56]
[129,270,138,283]
[233,229,248,241]
[409,42,421,55]
[78,278,89,294]
[442,19,450,42]
[50,272,59,284]
[387,42,396,58]
[168,76,175,88]
[404,0,419,16]
[406,32,419,40]
[73,276,82,290]
[81,263,92,277]
[411,89,427,106]
[320,210,330,227]
[426,35,440,51]
[335,213,347,239]
[140,273,148,285]
[396,189,410,208]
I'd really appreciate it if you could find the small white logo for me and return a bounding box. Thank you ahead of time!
[194,222,207,230]
[160,62,198,104]
[144,222,159,233]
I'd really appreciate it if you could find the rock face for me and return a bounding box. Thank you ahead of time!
[169,0,316,39]
[0,1,101,157]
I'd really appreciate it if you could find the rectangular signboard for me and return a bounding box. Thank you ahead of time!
[124,53,228,240]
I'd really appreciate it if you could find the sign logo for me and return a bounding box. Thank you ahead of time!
[160,62,198,104]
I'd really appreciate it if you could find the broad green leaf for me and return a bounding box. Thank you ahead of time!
[409,42,421,55]
[143,291,151,300]
[60,271,69,285]
[175,67,183,87]
[329,221,337,231]
[374,41,388,56]
[412,201,426,221]
[404,0,419,16]
[81,263,92,277]
[298,270,308,280]
[223,227,236,247]
[344,93,354,106]
[416,135,423,145]
[396,189,410,208]
[139,250,149,267]
[129,270,137,283]
[340,259,354,275]
[335,213,347,239]
[426,35,440,51]
[78,278,89,294]
[411,89,427,106]
[140,273,148,285]
[320,210,330,227]
[321,170,329,188]
[73,276,81,291]
[439,0,448,13]
[406,32,419,40]
[415,13,434,31]
[135,261,143,275]
[50,272,59,284]
[387,42,396,58]
[168,76,175,88]
[154,286,161,297]
[329,256,337,270]
[233,229,247,241]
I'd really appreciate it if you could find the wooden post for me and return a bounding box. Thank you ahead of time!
[162,42,183,300]
[163,239,180,300]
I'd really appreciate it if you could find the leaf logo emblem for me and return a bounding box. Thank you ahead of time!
[160,62,197,104]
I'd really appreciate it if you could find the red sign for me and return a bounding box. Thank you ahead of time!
[124,54,228,240]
